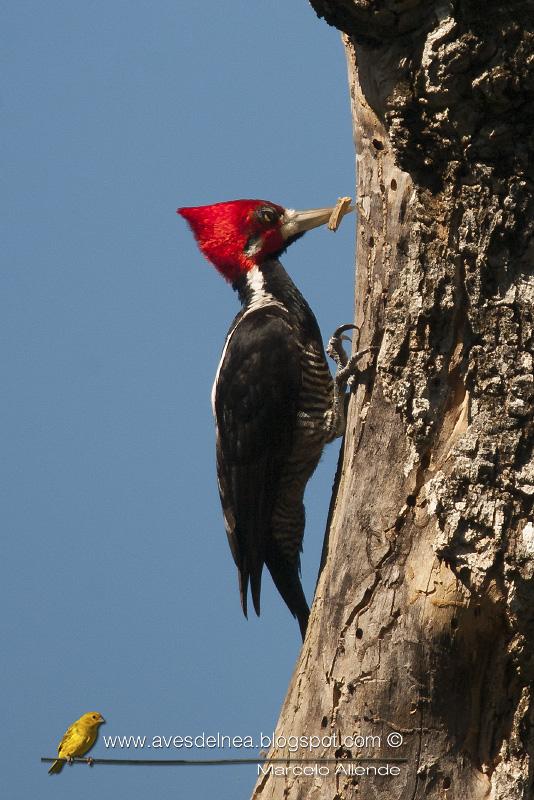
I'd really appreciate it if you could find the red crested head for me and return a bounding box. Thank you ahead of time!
[178,199,286,283]
[178,198,351,284]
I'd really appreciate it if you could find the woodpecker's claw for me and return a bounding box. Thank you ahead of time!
[325,323,378,441]
[333,323,359,338]
[327,324,360,369]
[327,323,378,389]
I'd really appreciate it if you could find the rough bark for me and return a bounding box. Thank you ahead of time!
[251,2,534,798]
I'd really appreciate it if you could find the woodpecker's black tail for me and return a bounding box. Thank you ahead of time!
[265,550,310,641]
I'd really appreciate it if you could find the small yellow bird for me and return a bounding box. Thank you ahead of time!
[48,711,105,774]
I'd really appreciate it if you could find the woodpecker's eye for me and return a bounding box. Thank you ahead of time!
[255,206,279,226]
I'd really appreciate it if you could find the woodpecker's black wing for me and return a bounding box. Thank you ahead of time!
[214,307,301,619]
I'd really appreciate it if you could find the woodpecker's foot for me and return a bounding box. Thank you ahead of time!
[325,325,379,441]
[327,323,378,389]
[67,757,74,766]
[325,324,356,440]
[326,323,358,369]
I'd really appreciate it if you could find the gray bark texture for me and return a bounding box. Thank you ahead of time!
[251,2,534,799]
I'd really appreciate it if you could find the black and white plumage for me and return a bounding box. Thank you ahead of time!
[214,262,340,638]
[178,199,352,639]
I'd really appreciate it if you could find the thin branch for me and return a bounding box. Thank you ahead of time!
[42,755,408,767]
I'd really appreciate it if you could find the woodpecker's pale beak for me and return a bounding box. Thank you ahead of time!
[280,205,353,240]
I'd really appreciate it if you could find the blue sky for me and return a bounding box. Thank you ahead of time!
[2,2,355,797]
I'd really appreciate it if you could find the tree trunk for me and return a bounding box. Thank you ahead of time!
[251,2,534,798]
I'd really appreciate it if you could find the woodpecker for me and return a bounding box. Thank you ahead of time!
[178,199,354,639]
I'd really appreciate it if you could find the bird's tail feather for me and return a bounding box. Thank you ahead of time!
[266,551,310,641]
[237,560,263,619]
[238,569,249,618]
[48,760,64,775]
[250,568,262,618]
